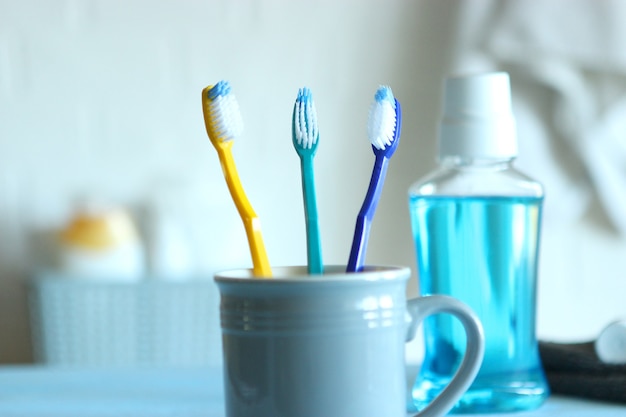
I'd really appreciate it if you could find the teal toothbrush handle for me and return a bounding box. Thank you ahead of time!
[300,156,324,274]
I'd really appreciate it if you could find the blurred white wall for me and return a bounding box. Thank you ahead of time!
[0,0,460,363]
[1,0,625,364]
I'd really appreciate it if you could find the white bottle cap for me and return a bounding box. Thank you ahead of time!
[595,320,626,364]
[438,72,518,159]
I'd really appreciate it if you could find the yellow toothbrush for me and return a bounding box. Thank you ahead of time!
[201,81,272,277]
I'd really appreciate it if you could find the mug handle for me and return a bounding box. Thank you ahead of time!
[406,295,485,417]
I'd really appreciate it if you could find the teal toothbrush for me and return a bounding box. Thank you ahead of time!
[292,87,323,274]
[347,86,401,272]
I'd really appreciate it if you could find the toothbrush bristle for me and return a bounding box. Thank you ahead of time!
[294,87,319,149]
[206,80,244,141]
[368,85,397,150]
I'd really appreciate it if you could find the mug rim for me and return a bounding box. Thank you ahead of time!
[214,264,411,283]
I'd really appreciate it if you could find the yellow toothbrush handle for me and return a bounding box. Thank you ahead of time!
[216,145,272,277]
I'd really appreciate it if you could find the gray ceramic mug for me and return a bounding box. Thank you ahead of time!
[215,265,484,417]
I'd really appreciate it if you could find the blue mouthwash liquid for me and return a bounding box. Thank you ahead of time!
[409,195,549,413]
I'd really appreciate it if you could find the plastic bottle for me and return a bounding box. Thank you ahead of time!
[143,182,196,280]
[408,72,549,412]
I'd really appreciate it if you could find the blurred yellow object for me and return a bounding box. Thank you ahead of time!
[60,209,139,250]
[57,203,145,280]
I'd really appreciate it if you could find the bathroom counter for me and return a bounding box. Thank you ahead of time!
[0,365,624,417]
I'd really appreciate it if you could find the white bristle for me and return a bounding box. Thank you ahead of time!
[294,100,318,149]
[209,93,244,141]
[367,98,396,150]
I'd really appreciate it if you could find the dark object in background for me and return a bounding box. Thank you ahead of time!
[539,341,626,404]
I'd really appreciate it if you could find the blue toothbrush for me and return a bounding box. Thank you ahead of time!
[347,86,402,273]
[292,87,323,275]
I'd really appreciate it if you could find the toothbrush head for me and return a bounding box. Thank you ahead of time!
[292,87,319,155]
[202,80,244,146]
[368,85,401,158]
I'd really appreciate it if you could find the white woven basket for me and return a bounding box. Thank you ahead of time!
[29,274,222,367]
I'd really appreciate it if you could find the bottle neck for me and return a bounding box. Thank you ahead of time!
[439,155,515,171]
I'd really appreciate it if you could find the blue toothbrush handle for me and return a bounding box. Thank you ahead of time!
[301,157,324,274]
[347,154,389,273]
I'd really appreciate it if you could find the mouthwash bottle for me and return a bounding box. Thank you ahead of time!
[408,72,549,413]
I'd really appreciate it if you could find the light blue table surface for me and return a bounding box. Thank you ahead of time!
[0,365,625,417]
